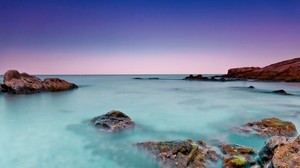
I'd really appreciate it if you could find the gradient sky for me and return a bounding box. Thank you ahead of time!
[1,0,300,74]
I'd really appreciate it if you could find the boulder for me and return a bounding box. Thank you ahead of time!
[0,70,77,94]
[135,140,219,168]
[271,135,300,167]
[2,70,44,94]
[225,58,300,82]
[258,136,294,166]
[91,110,135,132]
[43,78,78,91]
[219,144,257,168]
[236,118,297,137]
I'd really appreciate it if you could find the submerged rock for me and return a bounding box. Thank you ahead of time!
[0,70,77,94]
[91,110,135,132]
[133,77,160,80]
[236,118,297,137]
[272,89,291,95]
[220,144,257,168]
[135,140,219,168]
[224,58,300,82]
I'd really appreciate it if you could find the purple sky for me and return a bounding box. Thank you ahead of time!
[1,0,300,74]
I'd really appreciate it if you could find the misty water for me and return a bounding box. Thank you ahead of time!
[0,75,300,168]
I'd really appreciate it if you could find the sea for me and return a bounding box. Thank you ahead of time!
[0,75,300,168]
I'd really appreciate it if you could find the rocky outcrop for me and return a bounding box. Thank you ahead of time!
[91,110,135,132]
[257,135,300,168]
[235,118,297,137]
[135,140,219,168]
[271,135,300,167]
[258,136,294,167]
[225,58,300,82]
[219,144,257,168]
[0,70,78,94]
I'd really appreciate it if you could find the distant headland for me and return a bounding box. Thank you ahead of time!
[185,58,300,82]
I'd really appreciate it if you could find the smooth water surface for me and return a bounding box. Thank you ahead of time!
[1,75,300,168]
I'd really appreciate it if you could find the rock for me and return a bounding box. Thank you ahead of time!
[133,77,159,80]
[0,70,78,94]
[249,86,255,89]
[258,136,294,166]
[223,155,247,168]
[43,78,78,91]
[184,74,204,80]
[272,89,291,95]
[184,74,217,81]
[271,135,300,167]
[220,144,256,168]
[91,110,135,132]
[237,118,297,137]
[135,140,219,168]
[225,58,300,82]
[2,70,44,94]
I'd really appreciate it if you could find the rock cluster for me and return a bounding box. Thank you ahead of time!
[90,111,300,168]
[135,140,219,168]
[184,74,226,81]
[225,58,300,82]
[0,70,77,94]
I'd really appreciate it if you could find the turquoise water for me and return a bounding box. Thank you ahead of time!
[0,75,300,168]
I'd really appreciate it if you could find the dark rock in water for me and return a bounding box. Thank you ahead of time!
[248,86,255,89]
[43,78,78,91]
[271,135,300,167]
[135,140,219,168]
[258,136,293,166]
[0,83,15,93]
[236,118,297,137]
[224,58,300,82]
[91,110,134,132]
[1,70,78,94]
[133,77,159,80]
[219,144,256,168]
[184,74,208,81]
[272,89,291,95]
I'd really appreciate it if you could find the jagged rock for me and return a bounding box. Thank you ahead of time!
[220,144,256,168]
[258,136,294,166]
[236,118,297,137]
[135,140,219,168]
[0,70,77,94]
[225,58,300,82]
[91,110,135,132]
[271,135,300,167]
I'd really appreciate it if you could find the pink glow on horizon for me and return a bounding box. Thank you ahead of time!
[1,48,299,75]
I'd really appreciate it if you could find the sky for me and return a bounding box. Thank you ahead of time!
[0,0,300,74]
